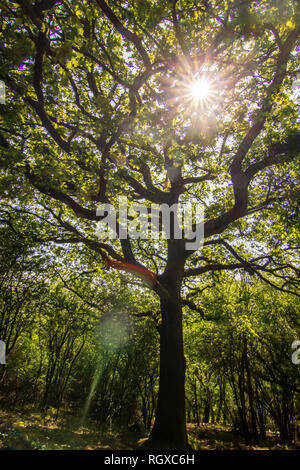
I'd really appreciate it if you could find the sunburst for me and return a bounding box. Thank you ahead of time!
[190,77,211,102]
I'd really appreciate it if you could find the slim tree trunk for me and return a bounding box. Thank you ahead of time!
[243,337,259,444]
[203,400,210,423]
[216,377,225,423]
[144,261,188,449]
[193,378,200,426]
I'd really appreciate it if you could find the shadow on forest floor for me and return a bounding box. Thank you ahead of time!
[187,423,299,450]
[0,410,298,450]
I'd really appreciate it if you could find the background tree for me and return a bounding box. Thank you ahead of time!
[184,276,300,446]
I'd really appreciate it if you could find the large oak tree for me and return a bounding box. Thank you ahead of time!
[0,0,299,448]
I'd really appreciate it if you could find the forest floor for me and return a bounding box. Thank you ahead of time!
[0,410,298,450]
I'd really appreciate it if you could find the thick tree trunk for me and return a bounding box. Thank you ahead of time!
[144,265,188,449]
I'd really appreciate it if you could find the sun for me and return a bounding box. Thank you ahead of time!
[190,78,211,102]
[165,69,217,115]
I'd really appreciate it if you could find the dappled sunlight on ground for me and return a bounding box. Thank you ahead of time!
[0,411,297,450]
[0,410,139,450]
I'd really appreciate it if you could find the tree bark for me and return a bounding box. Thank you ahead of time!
[144,260,188,449]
